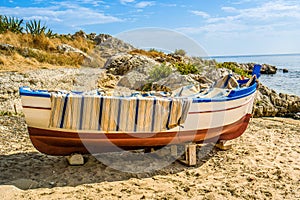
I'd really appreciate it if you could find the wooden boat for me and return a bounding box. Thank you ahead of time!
[19,65,261,156]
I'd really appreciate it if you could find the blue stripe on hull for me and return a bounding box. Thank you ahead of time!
[19,81,257,103]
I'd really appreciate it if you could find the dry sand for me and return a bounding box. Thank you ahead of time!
[0,115,299,200]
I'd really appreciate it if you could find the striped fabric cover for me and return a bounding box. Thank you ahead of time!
[49,93,191,133]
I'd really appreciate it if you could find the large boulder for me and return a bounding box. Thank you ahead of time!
[117,71,148,90]
[201,66,239,82]
[104,53,159,75]
[152,72,199,92]
[95,37,135,58]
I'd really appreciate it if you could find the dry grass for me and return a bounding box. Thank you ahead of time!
[129,49,166,59]
[0,32,95,71]
[0,53,79,71]
[0,32,94,53]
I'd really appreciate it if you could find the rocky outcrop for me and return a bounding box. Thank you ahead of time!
[152,73,199,92]
[104,53,159,76]
[253,83,300,119]
[57,44,93,62]
[95,37,135,59]
[237,63,277,74]
[117,71,149,90]
[93,34,112,45]
[104,53,216,91]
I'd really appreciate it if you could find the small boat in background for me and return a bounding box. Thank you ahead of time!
[19,65,261,156]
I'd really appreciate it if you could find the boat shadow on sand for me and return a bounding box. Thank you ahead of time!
[0,144,219,190]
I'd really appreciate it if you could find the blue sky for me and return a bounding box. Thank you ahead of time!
[1,0,300,56]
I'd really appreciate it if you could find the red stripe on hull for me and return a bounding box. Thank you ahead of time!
[23,106,51,110]
[28,114,251,156]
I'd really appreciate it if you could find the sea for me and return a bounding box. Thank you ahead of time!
[209,54,300,97]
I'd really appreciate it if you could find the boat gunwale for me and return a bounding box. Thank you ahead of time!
[19,80,257,103]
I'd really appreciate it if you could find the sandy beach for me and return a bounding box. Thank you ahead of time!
[0,115,299,199]
[1,2,300,199]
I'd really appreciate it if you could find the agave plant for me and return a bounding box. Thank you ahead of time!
[0,15,24,33]
[25,19,53,36]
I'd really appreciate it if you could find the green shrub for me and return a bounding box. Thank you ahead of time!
[216,62,250,77]
[140,82,153,91]
[174,62,199,75]
[0,15,54,37]
[149,48,161,53]
[174,49,186,56]
[25,19,53,37]
[149,63,173,82]
[0,15,23,34]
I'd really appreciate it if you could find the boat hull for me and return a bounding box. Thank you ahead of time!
[28,114,251,156]
[20,76,258,156]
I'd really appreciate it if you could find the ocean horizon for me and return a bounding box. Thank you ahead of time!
[207,53,300,97]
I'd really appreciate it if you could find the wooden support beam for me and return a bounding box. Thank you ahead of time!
[215,140,232,151]
[178,143,197,166]
[66,154,85,165]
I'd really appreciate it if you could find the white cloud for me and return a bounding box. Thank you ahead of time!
[225,1,300,20]
[120,0,135,4]
[135,1,155,8]
[0,5,122,30]
[221,6,237,12]
[160,3,176,7]
[231,0,254,5]
[181,0,300,35]
[190,10,210,18]
[177,0,300,55]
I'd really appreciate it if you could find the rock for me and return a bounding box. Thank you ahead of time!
[0,43,15,51]
[201,66,236,82]
[97,71,119,90]
[8,179,39,190]
[104,53,158,75]
[283,68,289,73]
[72,30,87,39]
[93,34,112,45]
[95,37,135,58]
[188,74,214,85]
[57,44,92,62]
[117,71,148,90]
[153,73,199,91]
[253,84,300,118]
[238,63,277,74]
[261,64,277,74]
[66,154,85,165]
[87,32,97,40]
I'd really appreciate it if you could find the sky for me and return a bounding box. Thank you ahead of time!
[1,0,300,56]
